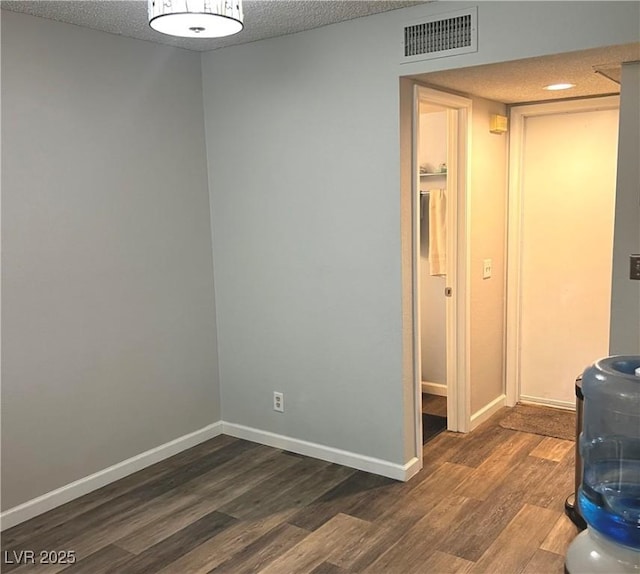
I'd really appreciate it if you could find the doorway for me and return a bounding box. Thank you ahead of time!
[419,102,449,442]
[506,96,620,408]
[412,85,471,449]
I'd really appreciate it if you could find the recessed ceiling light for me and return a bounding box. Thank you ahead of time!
[543,83,576,91]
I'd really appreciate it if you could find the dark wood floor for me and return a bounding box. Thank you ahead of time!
[1,407,578,573]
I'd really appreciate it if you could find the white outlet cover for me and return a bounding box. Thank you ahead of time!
[273,392,284,412]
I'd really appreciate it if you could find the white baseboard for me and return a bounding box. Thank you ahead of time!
[0,421,223,531]
[470,394,506,431]
[519,395,576,411]
[1,419,422,531]
[222,422,420,482]
[421,381,447,396]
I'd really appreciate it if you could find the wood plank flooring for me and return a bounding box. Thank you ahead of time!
[1,407,578,573]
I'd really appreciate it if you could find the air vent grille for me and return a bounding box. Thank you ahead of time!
[402,8,477,62]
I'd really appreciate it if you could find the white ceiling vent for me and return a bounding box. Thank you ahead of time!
[402,7,477,63]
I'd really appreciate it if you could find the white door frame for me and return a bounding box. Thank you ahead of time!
[505,95,620,407]
[412,85,471,443]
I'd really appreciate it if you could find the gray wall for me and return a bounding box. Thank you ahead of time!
[202,18,407,463]
[610,62,640,354]
[201,1,640,465]
[1,11,220,510]
[2,2,638,513]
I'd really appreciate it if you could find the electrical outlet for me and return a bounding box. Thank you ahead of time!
[273,391,284,413]
[483,258,492,279]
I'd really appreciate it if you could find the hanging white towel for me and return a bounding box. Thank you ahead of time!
[428,189,447,276]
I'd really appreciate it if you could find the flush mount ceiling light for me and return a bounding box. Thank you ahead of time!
[543,83,576,91]
[149,0,244,38]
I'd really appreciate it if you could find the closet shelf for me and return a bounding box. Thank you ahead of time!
[420,172,447,177]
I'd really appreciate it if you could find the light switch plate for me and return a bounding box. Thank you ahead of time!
[630,254,640,280]
[483,259,492,279]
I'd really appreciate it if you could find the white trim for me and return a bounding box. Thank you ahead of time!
[505,96,620,408]
[222,422,420,482]
[421,381,447,396]
[411,84,423,475]
[0,419,423,530]
[454,101,472,434]
[445,106,460,432]
[470,394,506,431]
[505,104,525,408]
[0,422,223,531]
[416,85,473,113]
[519,395,576,411]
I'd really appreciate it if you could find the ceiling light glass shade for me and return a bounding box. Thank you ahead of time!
[148,0,244,38]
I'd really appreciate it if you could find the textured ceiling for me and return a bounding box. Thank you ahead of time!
[412,43,640,104]
[1,0,425,51]
[4,2,637,103]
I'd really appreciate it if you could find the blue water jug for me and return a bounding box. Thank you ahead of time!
[578,356,640,549]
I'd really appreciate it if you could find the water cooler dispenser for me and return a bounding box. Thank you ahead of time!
[565,356,640,573]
